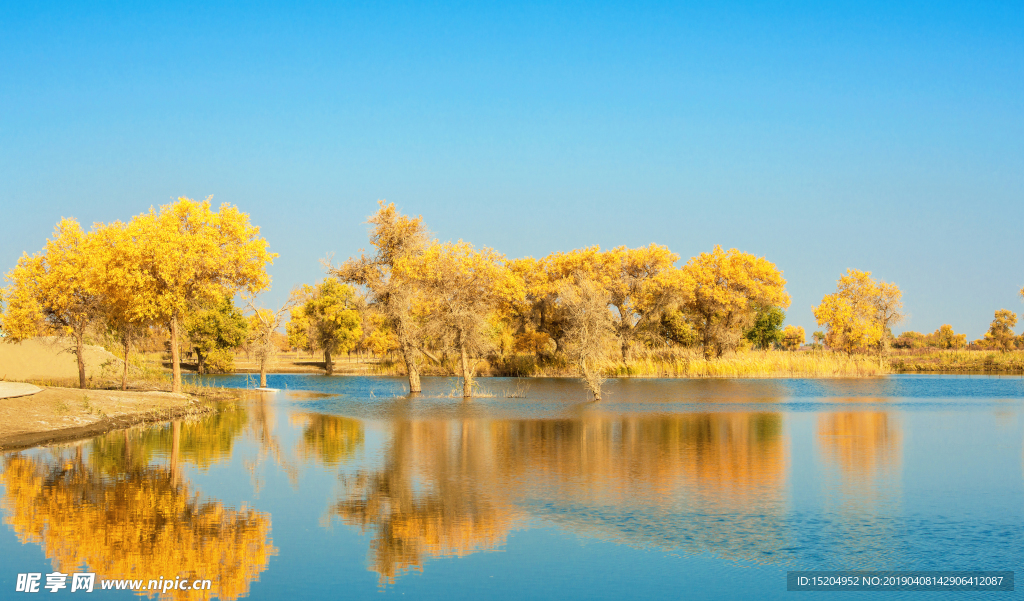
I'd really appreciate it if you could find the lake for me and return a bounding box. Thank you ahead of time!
[2,374,1021,599]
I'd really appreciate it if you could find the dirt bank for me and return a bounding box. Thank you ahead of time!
[0,337,125,382]
[0,386,214,451]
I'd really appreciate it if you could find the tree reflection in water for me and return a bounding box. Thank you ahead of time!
[818,411,901,477]
[291,413,364,466]
[0,416,275,601]
[328,415,516,586]
[318,405,790,585]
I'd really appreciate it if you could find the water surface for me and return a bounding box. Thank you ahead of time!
[2,375,1021,599]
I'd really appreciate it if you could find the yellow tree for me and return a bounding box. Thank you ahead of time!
[558,275,616,400]
[288,279,362,375]
[334,202,430,393]
[398,241,525,397]
[780,325,805,350]
[246,296,297,388]
[91,221,155,390]
[2,218,105,388]
[679,246,789,359]
[934,324,966,349]
[813,269,903,361]
[605,244,688,360]
[120,198,275,393]
[985,309,1017,351]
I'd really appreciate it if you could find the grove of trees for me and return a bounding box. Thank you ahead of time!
[9,197,1024,401]
[1,197,275,391]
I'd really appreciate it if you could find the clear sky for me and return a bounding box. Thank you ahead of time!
[2,1,1021,338]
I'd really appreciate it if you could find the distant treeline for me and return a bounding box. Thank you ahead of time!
[4,199,1023,398]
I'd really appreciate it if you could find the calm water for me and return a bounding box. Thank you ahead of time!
[2,375,1022,599]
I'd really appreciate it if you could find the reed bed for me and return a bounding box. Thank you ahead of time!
[368,349,887,379]
[891,349,1024,373]
[599,349,886,378]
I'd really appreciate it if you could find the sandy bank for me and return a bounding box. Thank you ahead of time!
[0,337,125,382]
[0,386,212,451]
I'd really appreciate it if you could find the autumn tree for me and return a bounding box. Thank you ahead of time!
[679,246,789,359]
[604,245,687,359]
[511,245,687,359]
[90,221,156,389]
[780,325,805,350]
[2,218,106,388]
[559,276,616,401]
[813,269,904,362]
[399,241,524,397]
[246,297,296,388]
[985,309,1017,352]
[334,202,430,393]
[660,307,698,347]
[185,295,248,374]
[934,324,966,349]
[288,279,362,375]
[118,197,275,393]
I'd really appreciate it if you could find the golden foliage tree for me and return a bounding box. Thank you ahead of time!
[2,218,106,388]
[813,269,903,361]
[287,279,362,375]
[679,246,789,359]
[558,276,616,400]
[334,202,430,393]
[934,324,967,349]
[985,309,1017,351]
[780,325,805,350]
[510,244,686,359]
[245,296,296,388]
[398,241,524,397]
[91,221,154,390]
[118,197,275,393]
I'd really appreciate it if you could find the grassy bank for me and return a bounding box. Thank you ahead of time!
[890,349,1024,373]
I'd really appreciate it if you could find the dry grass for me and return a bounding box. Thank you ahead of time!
[374,349,887,379]
[890,349,1024,373]
[597,348,886,378]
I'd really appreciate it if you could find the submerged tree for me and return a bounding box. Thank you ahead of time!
[559,276,616,401]
[246,297,296,388]
[399,241,524,397]
[334,202,430,393]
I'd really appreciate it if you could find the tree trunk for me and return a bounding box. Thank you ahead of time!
[402,340,421,393]
[259,357,268,388]
[74,326,87,389]
[195,347,206,375]
[460,342,472,398]
[170,314,182,394]
[324,348,333,375]
[121,333,130,391]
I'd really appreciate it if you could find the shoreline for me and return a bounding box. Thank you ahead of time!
[0,386,222,452]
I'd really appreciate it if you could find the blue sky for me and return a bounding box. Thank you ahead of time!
[2,1,1022,338]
